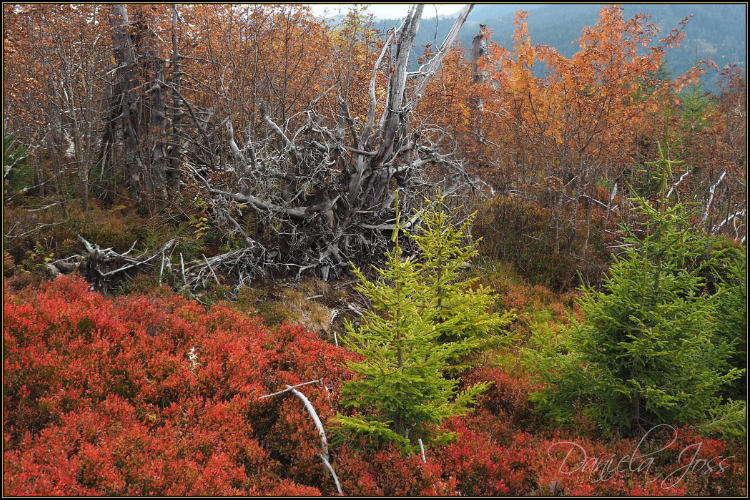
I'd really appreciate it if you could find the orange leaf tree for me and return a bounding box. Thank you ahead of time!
[476,6,696,257]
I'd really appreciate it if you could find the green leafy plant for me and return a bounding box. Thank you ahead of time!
[525,142,744,436]
[334,195,515,452]
[411,197,517,368]
[712,243,747,401]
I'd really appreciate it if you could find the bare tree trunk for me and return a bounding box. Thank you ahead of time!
[141,8,168,198]
[583,183,593,261]
[109,4,167,206]
[35,155,45,198]
[61,64,89,212]
[567,169,582,255]
[371,5,423,170]
[553,185,564,254]
[470,24,488,110]
[110,4,144,203]
[149,55,168,198]
[167,4,183,193]
[46,83,67,212]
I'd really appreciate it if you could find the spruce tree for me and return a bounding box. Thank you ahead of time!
[525,145,743,436]
[713,246,747,401]
[334,195,513,451]
[412,197,517,362]
[680,50,714,135]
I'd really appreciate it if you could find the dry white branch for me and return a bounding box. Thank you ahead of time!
[703,170,727,223]
[260,101,301,162]
[362,29,395,147]
[259,380,321,399]
[202,254,220,285]
[407,4,474,110]
[666,170,689,198]
[76,235,174,292]
[260,382,342,495]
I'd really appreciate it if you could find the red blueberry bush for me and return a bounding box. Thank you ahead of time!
[4,276,746,495]
[4,275,355,495]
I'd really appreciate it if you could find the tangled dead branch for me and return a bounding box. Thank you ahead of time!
[46,236,175,293]
[171,5,478,285]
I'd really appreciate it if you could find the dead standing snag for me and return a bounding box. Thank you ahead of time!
[179,5,476,286]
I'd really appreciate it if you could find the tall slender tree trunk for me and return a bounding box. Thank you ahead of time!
[46,83,67,212]
[109,4,167,206]
[62,65,88,212]
[567,168,582,255]
[110,4,143,202]
[553,186,564,254]
[583,183,593,261]
[167,4,183,193]
[141,8,167,198]
[471,24,488,110]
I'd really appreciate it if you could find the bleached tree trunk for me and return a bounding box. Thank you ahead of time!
[471,24,488,110]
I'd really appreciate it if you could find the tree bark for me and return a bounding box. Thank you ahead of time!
[109,4,144,201]
[109,4,168,205]
[168,4,182,192]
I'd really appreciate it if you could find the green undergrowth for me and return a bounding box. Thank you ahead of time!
[467,258,580,375]
[4,192,594,383]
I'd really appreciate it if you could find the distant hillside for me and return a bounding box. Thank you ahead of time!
[374,3,746,91]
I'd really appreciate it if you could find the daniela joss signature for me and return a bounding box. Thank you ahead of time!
[547,424,734,489]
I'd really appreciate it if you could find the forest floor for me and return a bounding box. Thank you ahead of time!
[3,199,746,496]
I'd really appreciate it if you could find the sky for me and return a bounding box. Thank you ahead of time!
[306,4,463,20]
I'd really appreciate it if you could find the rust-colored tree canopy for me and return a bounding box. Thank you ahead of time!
[2,5,747,497]
[3,4,746,284]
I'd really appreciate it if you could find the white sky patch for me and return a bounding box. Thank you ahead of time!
[307,4,463,20]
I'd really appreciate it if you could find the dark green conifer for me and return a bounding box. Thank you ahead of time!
[526,144,744,436]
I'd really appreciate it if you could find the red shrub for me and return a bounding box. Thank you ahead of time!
[462,366,547,435]
[332,439,456,496]
[4,276,746,496]
[3,275,355,495]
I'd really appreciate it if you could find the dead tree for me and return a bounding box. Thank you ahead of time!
[176,5,476,286]
[43,235,174,294]
[109,4,169,205]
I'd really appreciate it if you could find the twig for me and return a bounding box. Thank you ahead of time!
[26,201,63,212]
[159,252,165,286]
[98,240,174,277]
[346,304,363,316]
[5,221,65,241]
[703,170,727,223]
[259,381,343,495]
[203,253,220,285]
[259,380,321,399]
[121,240,138,256]
[188,291,208,306]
